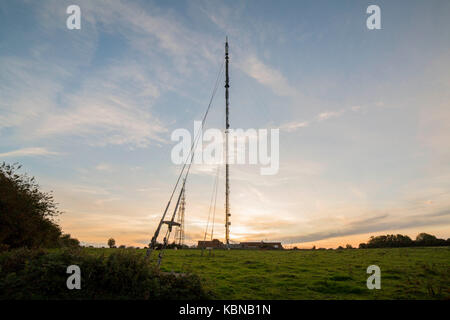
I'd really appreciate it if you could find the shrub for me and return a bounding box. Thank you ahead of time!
[0,163,80,250]
[0,163,62,249]
[58,234,80,248]
[0,248,210,300]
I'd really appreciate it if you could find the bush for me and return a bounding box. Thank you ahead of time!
[0,163,61,249]
[58,234,80,248]
[0,248,210,300]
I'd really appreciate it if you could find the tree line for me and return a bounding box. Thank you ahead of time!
[358,233,450,249]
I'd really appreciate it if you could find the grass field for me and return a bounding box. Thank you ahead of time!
[83,247,450,300]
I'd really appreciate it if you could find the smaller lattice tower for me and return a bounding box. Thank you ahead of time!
[174,182,185,246]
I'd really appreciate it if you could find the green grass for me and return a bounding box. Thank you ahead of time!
[81,247,450,300]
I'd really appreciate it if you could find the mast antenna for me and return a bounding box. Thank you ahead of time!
[174,181,185,247]
[146,40,226,266]
[225,37,231,246]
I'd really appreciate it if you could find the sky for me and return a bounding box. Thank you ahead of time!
[1,0,450,248]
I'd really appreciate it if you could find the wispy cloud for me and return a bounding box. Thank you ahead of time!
[280,121,309,132]
[317,111,343,121]
[280,105,363,132]
[280,209,450,244]
[1,54,169,148]
[0,147,60,158]
[0,0,223,148]
[240,55,298,97]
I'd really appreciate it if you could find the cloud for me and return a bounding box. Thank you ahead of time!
[0,1,223,148]
[95,163,113,172]
[240,55,298,97]
[0,147,60,158]
[280,209,450,243]
[280,105,363,132]
[279,110,337,132]
[0,52,168,148]
[280,121,309,132]
[199,0,299,99]
[317,111,343,121]
[37,94,168,147]
[85,0,221,74]
[428,209,450,218]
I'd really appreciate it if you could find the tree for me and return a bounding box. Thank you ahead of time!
[0,163,62,248]
[107,238,116,248]
[366,234,413,248]
[346,244,353,249]
[416,233,436,241]
[415,233,437,246]
[59,234,80,248]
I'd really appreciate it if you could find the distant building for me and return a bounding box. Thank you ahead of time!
[197,239,284,250]
[198,239,224,249]
[240,241,283,250]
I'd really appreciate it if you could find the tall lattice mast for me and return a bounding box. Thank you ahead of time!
[175,181,185,246]
[225,37,231,246]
